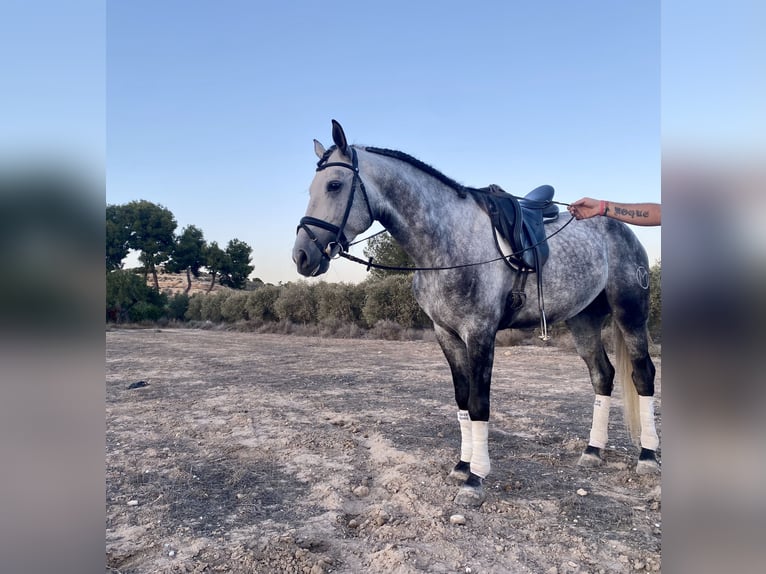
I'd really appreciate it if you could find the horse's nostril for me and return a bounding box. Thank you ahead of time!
[295,249,309,270]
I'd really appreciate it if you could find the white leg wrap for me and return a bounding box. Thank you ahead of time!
[457,410,472,462]
[470,421,490,478]
[639,395,660,450]
[588,395,611,449]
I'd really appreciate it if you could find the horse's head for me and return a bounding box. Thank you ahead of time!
[293,120,375,277]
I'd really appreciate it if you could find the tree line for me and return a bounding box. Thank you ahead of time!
[106,210,660,341]
[107,199,254,292]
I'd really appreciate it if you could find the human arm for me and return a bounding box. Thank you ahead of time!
[567,197,661,226]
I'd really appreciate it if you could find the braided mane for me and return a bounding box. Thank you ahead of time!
[364,146,468,199]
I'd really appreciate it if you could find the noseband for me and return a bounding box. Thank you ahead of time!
[297,147,374,260]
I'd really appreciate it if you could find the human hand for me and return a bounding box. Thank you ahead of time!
[567,197,602,220]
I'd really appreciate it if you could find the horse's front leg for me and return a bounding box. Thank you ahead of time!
[435,325,495,507]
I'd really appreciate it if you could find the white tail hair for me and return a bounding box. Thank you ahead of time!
[614,325,641,446]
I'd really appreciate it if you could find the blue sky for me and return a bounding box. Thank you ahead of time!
[662,0,765,157]
[106,0,661,284]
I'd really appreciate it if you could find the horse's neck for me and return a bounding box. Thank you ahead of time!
[362,153,476,265]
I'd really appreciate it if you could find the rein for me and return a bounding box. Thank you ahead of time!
[340,214,576,272]
[299,144,574,273]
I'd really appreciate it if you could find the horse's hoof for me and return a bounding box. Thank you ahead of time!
[636,448,660,475]
[577,446,604,467]
[448,461,471,483]
[577,452,603,467]
[454,485,485,507]
[453,473,485,507]
[636,459,660,475]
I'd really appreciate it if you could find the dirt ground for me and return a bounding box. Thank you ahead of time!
[106,328,661,573]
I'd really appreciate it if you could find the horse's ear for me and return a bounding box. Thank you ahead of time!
[331,119,348,155]
[314,139,326,159]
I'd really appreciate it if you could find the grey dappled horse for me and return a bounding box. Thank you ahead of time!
[293,120,659,506]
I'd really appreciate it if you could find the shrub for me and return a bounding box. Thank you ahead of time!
[221,291,249,322]
[648,261,661,342]
[245,285,281,322]
[362,275,430,328]
[314,282,365,325]
[106,269,166,323]
[185,293,205,321]
[495,329,531,347]
[274,282,317,324]
[129,298,167,322]
[317,316,365,339]
[200,291,232,322]
[165,292,190,321]
[367,319,404,340]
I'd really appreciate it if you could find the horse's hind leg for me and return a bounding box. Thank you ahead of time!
[566,293,616,467]
[612,312,660,475]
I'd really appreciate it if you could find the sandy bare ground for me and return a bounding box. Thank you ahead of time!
[106,328,661,573]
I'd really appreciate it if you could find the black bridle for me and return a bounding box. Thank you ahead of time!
[297,146,374,261]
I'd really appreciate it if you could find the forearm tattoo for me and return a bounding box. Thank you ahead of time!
[614,206,650,220]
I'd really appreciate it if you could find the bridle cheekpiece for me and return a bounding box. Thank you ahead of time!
[297,146,374,262]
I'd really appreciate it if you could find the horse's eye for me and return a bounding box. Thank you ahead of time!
[326,180,343,193]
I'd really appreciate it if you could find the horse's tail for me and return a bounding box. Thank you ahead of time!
[614,325,641,446]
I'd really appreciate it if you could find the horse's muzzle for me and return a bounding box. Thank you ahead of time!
[292,236,330,277]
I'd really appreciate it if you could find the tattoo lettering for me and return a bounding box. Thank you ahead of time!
[614,207,650,220]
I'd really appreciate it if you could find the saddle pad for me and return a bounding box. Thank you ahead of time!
[473,185,559,271]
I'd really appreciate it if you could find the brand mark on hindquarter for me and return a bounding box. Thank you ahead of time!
[636,266,649,289]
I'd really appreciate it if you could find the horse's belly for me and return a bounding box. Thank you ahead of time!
[500,268,605,329]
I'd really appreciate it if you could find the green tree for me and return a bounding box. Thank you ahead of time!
[219,238,254,290]
[123,200,177,290]
[363,232,413,277]
[204,241,230,293]
[166,225,207,293]
[106,269,167,322]
[106,204,131,271]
